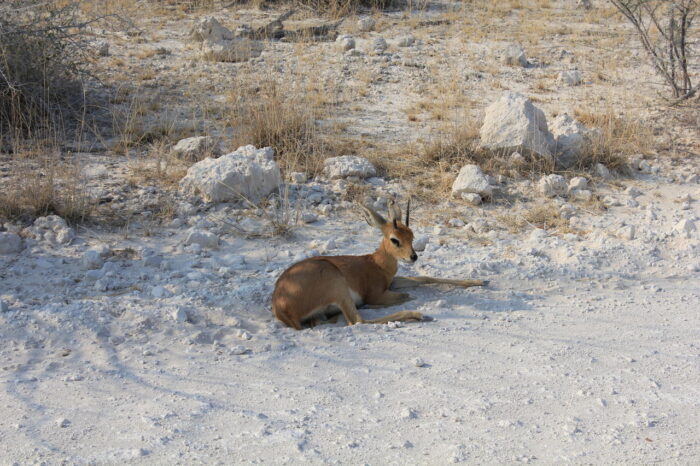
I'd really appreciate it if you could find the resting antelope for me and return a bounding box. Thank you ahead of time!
[271,199,486,329]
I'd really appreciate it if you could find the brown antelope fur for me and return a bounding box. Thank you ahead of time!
[271,199,487,330]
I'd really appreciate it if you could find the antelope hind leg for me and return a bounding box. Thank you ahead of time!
[391,276,488,289]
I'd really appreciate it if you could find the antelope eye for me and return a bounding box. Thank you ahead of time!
[390,237,400,246]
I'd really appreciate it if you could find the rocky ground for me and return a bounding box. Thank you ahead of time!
[1,0,699,464]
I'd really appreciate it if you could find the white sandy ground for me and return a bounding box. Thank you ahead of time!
[1,165,699,465]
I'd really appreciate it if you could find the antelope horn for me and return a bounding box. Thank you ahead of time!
[405,198,410,227]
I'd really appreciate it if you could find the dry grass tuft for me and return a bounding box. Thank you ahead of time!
[0,148,93,223]
[572,108,653,173]
[228,82,352,176]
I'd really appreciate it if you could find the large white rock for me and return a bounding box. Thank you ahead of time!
[452,164,493,198]
[323,156,376,179]
[24,215,74,246]
[189,17,234,42]
[180,145,281,203]
[0,232,23,254]
[550,114,590,168]
[538,174,568,198]
[190,17,262,62]
[171,136,221,161]
[479,92,554,160]
[500,44,528,67]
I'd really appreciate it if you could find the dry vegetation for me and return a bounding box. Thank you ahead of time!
[1,0,696,226]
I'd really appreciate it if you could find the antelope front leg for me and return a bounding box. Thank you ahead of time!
[363,290,413,309]
[391,276,488,290]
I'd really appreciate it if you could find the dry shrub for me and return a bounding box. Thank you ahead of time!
[0,1,92,138]
[523,204,568,230]
[229,82,351,176]
[573,108,653,173]
[0,148,92,223]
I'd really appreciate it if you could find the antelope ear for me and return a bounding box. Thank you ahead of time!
[359,203,387,229]
[387,198,402,224]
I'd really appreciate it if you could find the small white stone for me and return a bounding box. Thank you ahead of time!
[568,176,588,191]
[538,174,567,198]
[82,250,104,270]
[357,17,375,32]
[452,164,493,198]
[0,232,24,254]
[571,189,593,201]
[594,163,611,179]
[558,70,583,86]
[230,345,248,355]
[185,229,219,249]
[413,236,428,252]
[151,286,170,299]
[460,192,482,205]
[336,35,355,52]
[401,407,417,419]
[373,37,388,53]
[236,329,252,340]
[172,307,188,322]
[301,212,318,224]
[616,225,636,240]
[448,218,465,228]
[412,357,426,367]
[56,418,70,428]
[673,219,696,237]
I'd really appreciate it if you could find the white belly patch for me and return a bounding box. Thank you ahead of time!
[349,288,363,306]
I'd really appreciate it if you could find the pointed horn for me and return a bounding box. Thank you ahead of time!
[405,198,410,227]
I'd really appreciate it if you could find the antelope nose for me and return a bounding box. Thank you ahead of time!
[410,252,418,262]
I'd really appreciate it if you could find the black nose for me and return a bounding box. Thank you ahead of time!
[410,252,418,262]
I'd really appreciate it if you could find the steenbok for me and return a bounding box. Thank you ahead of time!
[272,199,486,329]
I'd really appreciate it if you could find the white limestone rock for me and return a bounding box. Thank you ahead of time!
[189,17,234,43]
[558,70,583,86]
[479,92,554,160]
[460,192,483,205]
[550,113,592,168]
[373,37,388,53]
[0,232,23,254]
[568,176,589,191]
[171,136,221,161]
[357,17,375,32]
[500,44,528,67]
[451,165,493,198]
[336,35,355,52]
[185,229,219,249]
[673,219,696,238]
[616,225,636,240]
[538,174,568,198]
[323,156,376,179]
[180,145,281,203]
[25,215,75,246]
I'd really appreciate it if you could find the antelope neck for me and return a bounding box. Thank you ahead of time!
[371,239,398,284]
